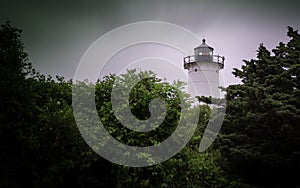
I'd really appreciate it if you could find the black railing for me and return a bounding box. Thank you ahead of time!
[184,55,224,69]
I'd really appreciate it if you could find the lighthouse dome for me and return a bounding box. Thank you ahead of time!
[194,39,214,51]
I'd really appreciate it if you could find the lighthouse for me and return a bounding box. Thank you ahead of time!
[184,39,224,99]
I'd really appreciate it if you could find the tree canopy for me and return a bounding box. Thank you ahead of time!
[219,27,300,187]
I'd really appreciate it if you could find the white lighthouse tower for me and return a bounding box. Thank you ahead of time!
[184,39,224,99]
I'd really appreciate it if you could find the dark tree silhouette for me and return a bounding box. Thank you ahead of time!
[219,27,300,187]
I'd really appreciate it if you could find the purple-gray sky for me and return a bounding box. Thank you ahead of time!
[1,0,299,86]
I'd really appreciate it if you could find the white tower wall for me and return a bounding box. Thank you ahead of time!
[187,62,220,99]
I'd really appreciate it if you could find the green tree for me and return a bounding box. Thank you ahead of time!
[219,27,300,187]
[93,70,229,187]
[0,22,112,188]
[0,21,35,187]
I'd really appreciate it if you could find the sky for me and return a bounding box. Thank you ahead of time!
[1,0,299,86]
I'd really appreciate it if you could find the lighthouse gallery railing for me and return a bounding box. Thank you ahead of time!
[183,55,224,69]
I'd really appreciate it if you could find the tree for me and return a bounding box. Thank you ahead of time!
[93,70,227,187]
[0,21,35,187]
[218,27,300,187]
[0,22,109,188]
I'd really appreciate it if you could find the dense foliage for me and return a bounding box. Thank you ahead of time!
[219,27,300,187]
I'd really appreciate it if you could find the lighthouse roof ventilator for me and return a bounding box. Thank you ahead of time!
[184,39,225,99]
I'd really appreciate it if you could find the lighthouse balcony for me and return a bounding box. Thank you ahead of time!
[183,55,224,69]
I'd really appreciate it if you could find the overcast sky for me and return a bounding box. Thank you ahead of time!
[1,0,299,86]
